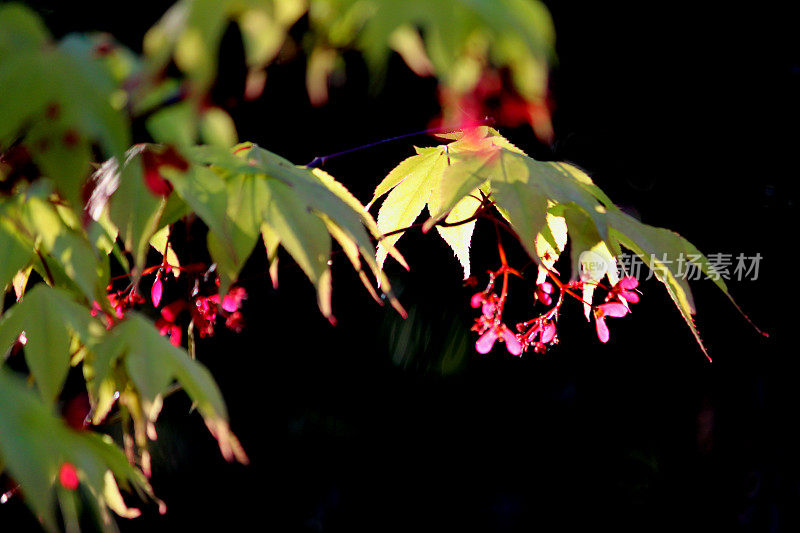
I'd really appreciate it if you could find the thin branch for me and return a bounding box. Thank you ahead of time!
[305,120,493,168]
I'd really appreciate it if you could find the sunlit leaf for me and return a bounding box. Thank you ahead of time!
[0,367,158,532]
[0,285,92,404]
[90,312,248,463]
[171,144,405,319]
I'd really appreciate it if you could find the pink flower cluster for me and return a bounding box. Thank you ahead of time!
[156,286,247,346]
[467,271,641,357]
[471,290,522,356]
[593,277,639,343]
[470,279,560,357]
[91,265,246,348]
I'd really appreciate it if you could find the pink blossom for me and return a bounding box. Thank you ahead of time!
[471,292,498,318]
[470,293,484,308]
[151,276,163,307]
[610,276,640,304]
[475,329,498,354]
[160,300,187,322]
[534,281,554,306]
[500,326,523,356]
[526,320,557,344]
[540,321,557,344]
[156,318,182,347]
[476,325,522,356]
[593,302,629,343]
[225,311,245,332]
[222,286,246,312]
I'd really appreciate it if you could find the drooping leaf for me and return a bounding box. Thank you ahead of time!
[102,146,170,277]
[0,200,35,291]
[433,193,481,278]
[170,143,406,320]
[20,187,104,303]
[0,366,158,532]
[0,285,93,404]
[604,209,721,359]
[561,206,618,319]
[165,161,254,294]
[533,209,567,282]
[90,312,248,464]
[264,180,333,317]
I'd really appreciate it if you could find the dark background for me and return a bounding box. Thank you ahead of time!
[3,2,798,532]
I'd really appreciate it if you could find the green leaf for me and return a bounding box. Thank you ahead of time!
[0,4,50,55]
[561,206,617,318]
[175,144,406,320]
[106,147,168,276]
[428,144,610,248]
[0,13,129,210]
[144,0,304,94]
[169,161,266,293]
[264,181,333,317]
[310,0,554,100]
[92,312,248,463]
[165,162,252,292]
[372,130,536,277]
[373,146,446,271]
[150,226,181,275]
[199,107,238,148]
[22,190,103,302]
[0,285,92,404]
[433,193,481,278]
[146,101,198,147]
[0,366,158,532]
[0,201,35,291]
[490,178,549,266]
[604,210,715,358]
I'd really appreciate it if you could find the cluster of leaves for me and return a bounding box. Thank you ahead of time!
[144,0,555,134]
[0,1,759,532]
[369,126,756,360]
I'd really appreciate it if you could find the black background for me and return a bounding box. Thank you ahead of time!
[3,2,798,532]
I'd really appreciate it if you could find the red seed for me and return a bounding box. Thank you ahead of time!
[59,463,79,491]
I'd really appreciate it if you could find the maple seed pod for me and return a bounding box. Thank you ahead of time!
[151,275,163,307]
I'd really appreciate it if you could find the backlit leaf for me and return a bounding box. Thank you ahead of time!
[90,312,248,463]
[0,367,158,532]
[0,285,93,405]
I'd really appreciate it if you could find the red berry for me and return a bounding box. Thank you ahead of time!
[59,463,79,491]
